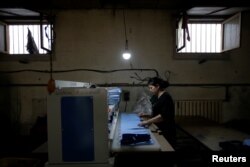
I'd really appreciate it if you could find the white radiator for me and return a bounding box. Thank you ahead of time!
[175,100,222,123]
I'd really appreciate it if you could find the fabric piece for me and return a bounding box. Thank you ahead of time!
[119,113,153,146]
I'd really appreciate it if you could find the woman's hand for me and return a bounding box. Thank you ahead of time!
[138,120,149,127]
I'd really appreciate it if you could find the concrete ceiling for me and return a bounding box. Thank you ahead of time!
[0,0,250,21]
[0,0,250,10]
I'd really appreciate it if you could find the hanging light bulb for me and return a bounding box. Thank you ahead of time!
[122,39,131,60]
[122,9,131,60]
[122,52,131,60]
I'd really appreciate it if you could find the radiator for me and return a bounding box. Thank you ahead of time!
[175,100,222,123]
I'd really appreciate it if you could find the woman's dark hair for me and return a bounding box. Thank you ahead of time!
[147,77,169,90]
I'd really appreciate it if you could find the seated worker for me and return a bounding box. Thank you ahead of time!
[138,77,176,147]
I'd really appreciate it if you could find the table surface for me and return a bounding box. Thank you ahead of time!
[110,112,174,152]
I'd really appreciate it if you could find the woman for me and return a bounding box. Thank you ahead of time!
[138,77,176,147]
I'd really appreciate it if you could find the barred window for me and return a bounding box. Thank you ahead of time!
[175,12,241,59]
[177,23,222,53]
[9,24,52,54]
[0,8,54,61]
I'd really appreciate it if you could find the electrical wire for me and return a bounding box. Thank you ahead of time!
[129,72,152,84]
[0,68,159,76]
[123,9,128,42]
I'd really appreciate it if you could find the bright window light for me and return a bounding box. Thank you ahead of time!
[9,24,52,54]
[177,23,222,53]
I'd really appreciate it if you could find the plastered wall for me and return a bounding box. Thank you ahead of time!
[1,9,250,134]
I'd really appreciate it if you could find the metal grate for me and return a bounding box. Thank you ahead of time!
[178,23,222,53]
[175,100,222,123]
[9,24,51,54]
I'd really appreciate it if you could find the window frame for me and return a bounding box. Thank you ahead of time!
[0,14,55,62]
[221,12,241,52]
[173,13,241,60]
[0,21,8,54]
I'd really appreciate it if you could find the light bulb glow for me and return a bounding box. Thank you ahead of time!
[122,52,131,60]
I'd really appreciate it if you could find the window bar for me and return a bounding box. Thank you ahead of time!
[201,24,205,52]
[205,24,207,53]
[213,24,216,52]
[10,26,13,54]
[15,26,19,53]
[212,24,214,52]
[212,24,215,52]
[192,24,196,52]
[198,24,200,52]
[205,23,207,53]
[13,26,16,54]
[197,24,200,52]
[16,26,19,54]
[208,24,211,53]
[202,24,204,52]
[189,24,192,53]
[186,24,189,52]
[202,24,205,52]
[24,25,27,54]
[210,24,213,53]
[19,25,23,54]
[209,24,211,52]
[16,26,18,53]
[37,25,40,53]
[32,25,35,53]
[212,24,214,53]
[197,24,200,53]
[18,25,21,54]
[14,25,18,54]
[23,25,25,54]
[19,25,22,54]
[50,24,53,51]
[215,24,218,52]
[206,24,208,52]
[215,24,220,52]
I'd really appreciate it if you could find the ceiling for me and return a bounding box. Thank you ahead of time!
[0,0,250,22]
[1,0,250,10]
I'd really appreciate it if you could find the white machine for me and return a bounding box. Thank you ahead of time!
[46,88,110,167]
[54,80,92,89]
